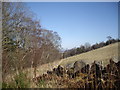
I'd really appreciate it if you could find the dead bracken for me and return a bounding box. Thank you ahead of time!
[33,59,120,88]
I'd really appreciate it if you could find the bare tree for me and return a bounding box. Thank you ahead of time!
[2,2,62,80]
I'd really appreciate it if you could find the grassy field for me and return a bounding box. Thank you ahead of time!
[34,42,119,76]
[60,42,119,67]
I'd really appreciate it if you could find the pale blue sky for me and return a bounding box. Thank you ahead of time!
[27,2,118,49]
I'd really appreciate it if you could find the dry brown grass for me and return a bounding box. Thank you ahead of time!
[32,42,119,77]
[60,42,119,67]
[23,42,119,79]
[4,42,119,83]
[32,58,120,88]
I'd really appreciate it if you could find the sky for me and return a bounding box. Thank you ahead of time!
[27,2,118,49]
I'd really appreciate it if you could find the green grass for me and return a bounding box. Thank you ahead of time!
[3,71,30,88]
[37,79,46,88]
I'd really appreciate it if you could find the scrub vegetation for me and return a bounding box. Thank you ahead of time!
[1,2,120,89]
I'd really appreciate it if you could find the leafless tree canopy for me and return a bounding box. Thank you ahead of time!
[2,2,62,79]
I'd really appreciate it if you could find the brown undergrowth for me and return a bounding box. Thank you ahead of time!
[33,59,120,89]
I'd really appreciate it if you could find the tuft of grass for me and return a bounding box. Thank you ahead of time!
[14,71,30,88]
[37,79,46,88]
[2,71,30,88]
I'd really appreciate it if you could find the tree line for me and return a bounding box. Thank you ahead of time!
[63,36,120,58]
[2,2,62,80]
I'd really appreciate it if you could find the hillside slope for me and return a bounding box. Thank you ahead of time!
[34,42,119,77]
[60,42,119,67]
[5,42,119,81]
